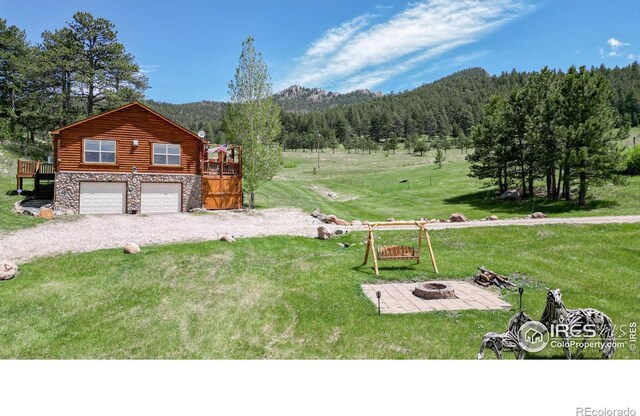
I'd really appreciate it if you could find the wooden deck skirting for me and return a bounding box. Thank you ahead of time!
[201,144,243,210]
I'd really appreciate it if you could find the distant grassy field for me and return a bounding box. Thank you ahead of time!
[1,223,637,359]
[257,145,640,221]
[618,126,640,147]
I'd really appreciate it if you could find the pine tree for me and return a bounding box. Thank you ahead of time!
[68,12,147,116]
[467,95,511,192]
[413,139,429,156]
[557,66,625,205]
[0,19,29,139]
[434,148,446,168]
[335,116,348,143]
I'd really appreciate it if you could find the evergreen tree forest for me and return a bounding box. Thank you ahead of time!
[276,65,640,154]
[468,66,627,206]
[0,13,147,144]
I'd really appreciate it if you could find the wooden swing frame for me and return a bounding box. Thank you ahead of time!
[362,220,438,277]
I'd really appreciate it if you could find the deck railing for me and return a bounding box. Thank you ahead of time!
[201,161,241,177]
[39,162,54,175]
[17,160,54,178]
[17,160,40,177]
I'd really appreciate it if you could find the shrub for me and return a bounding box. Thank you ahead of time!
[626,146,640,174]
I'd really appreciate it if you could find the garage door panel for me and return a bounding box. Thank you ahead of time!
[141,183,181,213]
[80,182,126,214]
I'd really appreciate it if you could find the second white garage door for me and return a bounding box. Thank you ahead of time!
[141,183,181,213]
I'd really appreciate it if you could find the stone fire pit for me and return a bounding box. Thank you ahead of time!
[413,282,456,300]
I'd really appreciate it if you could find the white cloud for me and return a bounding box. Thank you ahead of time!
[140,64,159,74]
[303,15,371,60]
[280,0,532,92]
[604,37,630,57]
[608,38,628,49]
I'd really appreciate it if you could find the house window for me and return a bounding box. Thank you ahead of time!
[84,139,116,163]
[153,143,181,166]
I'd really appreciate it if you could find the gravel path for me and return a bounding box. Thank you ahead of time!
[1,209,639,264]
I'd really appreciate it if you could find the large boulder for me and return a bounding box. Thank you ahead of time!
[449,213,469,223]
[499,189,520,200]
[0,260,18,280]
[311,208,321,218]
[38,207,55,220]
[489,215,498,221]
[334,218,351,226]
[530,212,546,219]
[220,234,236,242]
[317,226,333,240]
[123,242,141,254]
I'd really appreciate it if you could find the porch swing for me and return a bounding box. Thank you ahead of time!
[362,220,438,277]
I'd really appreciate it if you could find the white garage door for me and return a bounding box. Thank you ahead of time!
[79,182,126,214]
[141,183,181,213]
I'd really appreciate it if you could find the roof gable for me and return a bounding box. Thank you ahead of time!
[50,101,205,142]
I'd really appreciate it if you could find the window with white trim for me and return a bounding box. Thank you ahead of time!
[153,143,181,166]
[84,139,116,163]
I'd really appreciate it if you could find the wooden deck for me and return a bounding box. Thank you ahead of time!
[16,160,55,199]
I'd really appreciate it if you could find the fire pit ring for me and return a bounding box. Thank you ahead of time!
[413,282,456,300]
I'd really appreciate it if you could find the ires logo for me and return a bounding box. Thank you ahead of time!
[550,323,598,339]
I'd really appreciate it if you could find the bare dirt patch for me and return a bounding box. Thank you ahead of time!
[307,184,359,201]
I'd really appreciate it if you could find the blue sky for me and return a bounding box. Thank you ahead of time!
[1,0,639,103]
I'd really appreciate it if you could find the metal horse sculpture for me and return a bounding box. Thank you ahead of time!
[477,311,533,360]
[540,289,616,359]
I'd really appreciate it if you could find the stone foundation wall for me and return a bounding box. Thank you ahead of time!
[55,172,202,214]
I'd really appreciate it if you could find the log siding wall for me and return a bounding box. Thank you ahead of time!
[53,105,202,175]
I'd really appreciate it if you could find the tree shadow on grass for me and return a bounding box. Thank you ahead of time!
[443,190,618,216]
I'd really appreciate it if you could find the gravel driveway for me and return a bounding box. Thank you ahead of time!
[1,209,639,264]
[0,208,337,264]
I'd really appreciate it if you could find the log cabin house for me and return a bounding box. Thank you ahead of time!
[19,101,242,214]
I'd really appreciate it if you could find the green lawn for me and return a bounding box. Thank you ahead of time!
[1,223,637,359]
[0,144,47,232]
[256,146,640,221]
[0,175,44,232]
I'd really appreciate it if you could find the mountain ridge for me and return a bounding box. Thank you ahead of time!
[144,63,640,143]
